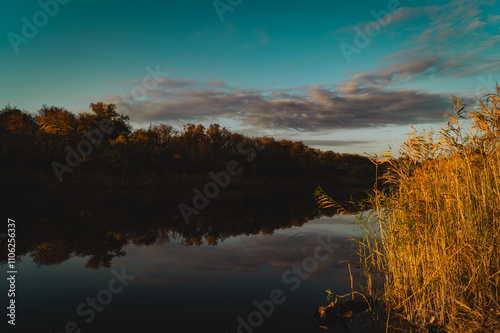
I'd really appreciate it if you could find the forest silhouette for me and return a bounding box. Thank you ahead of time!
[0,102,376,193]
[0,190,353,269]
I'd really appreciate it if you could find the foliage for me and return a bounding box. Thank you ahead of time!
[317,86,500,332]
[0,102,376,190]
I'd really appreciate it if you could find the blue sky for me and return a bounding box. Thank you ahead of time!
[1,0,500,154]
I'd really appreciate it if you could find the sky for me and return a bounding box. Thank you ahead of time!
[1,0,500,155]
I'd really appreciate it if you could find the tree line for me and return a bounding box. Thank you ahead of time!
[0,102,376,191]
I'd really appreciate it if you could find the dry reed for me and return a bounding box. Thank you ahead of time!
[315,85,500,332]
[362,86,500,332]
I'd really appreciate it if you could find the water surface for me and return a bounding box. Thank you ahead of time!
[1,191,367,332]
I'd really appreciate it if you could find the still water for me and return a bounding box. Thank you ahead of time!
[1,191,369,332]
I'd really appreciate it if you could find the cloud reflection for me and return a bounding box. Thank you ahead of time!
[113,218,361,286]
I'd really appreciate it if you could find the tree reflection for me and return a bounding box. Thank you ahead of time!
[31,241,72,266]
[0,191,356,269]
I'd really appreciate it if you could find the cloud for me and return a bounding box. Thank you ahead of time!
[348,58,440,85]
[487,14,500,25]
[341,55,500,87]
[114,226,355,286]
[104,0,500,133]
[303,140,373,147]
[335,0,500,81]
[208,78,227,88]
[333,5,425,34]
[102,73,451,131]
[155,78,199,88]
[384,0,500,77]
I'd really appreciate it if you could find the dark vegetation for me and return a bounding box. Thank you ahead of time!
[0,101,377,269]
[0,102,376,193]
[0,190,345,269]
[315,89,500,332]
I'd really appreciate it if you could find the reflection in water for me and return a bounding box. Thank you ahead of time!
[0,190,369,332]
[1,191,342,268]
[117,225,353,286]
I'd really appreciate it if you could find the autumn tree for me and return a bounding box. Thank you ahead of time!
[0,102,376,190]
[78,102,131,140]
[0,105,38,135]
[36,105,80,158]
[37,105,78,136]
[0,106,39,177]
[148,123,176,155]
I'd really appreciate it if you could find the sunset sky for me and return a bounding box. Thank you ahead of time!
[1,0,500,154]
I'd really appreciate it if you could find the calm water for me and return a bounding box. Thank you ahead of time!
[1,190,370,332]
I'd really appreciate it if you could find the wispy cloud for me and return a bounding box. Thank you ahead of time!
[115,229,353,286]
[102,72,451,131]
[336,0,500,80]
[303,140,373,147]
[99,0,500,134]
[387,0,500,77]
[102,36,460,130]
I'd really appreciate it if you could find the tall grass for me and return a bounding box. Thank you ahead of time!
[367,87,500,332]
[317,86,500,332]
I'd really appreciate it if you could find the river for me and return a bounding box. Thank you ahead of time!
[0,190,372,332]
